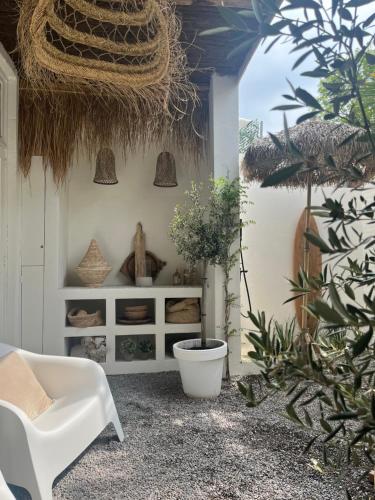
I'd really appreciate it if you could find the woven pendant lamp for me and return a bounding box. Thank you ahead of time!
[153,152,177,187]
[93,148,118,185]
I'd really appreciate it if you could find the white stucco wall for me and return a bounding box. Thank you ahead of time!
[240,184,352,332]
[65,145,210,287]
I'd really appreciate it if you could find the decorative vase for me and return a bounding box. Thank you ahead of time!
[75,239,112,287]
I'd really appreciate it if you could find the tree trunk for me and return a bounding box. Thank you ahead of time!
[201,260,208,349]
[223,264,231,381]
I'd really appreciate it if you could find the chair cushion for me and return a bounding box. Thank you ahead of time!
[0,352,53,420]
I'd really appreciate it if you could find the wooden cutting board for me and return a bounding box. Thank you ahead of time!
[293,210,322,331]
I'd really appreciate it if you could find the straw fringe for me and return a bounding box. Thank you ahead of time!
[16,0,202,182]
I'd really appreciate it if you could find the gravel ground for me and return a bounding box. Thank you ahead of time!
[11,372,374,500]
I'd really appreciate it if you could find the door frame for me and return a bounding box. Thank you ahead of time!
[0,44,21,346]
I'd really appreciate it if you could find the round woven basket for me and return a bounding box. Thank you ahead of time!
[67,309,104,328]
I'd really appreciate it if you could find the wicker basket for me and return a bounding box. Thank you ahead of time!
[75,239,112,287]
[67,309,104,328]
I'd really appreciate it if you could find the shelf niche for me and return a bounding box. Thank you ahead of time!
[165,297,201,325]
[115,298,155,325]
[65,335,107,363]
[115,334,156,362]
[65,299,106,327]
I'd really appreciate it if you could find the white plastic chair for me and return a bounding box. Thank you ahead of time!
[0,344,124,500]
[0,470,15,500]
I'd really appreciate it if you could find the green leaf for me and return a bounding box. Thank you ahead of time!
[327,412,358,421]
[261,163,303,187]
[352,328,373,357]
[268,132,284,151]
[303,408,313,428]
[339,7,352,20]
[265,35,282,53]
[251,0,263,23]
[323,423,344,442]
[285,404,303,425]
[339,130,360,147]
[371,394,375,420]
[292,50,313,70]
[238,381,249,397]
[328,283,349,319]
[301,69,330,78]
[282,0,321,9]
[238,9,256,17]
[363,12,375,27]
[295,87,322,110]
[272,104,304,111]
[319,417,333,433]
[296,111,320,124]
[304,435,318,454]
[199,27,232,36]
[217,7,248,29]
[344,284,355,301]
[347,0,374,6]
[304,232,332,253]
[311,299,345,324]
[226,38,255,60]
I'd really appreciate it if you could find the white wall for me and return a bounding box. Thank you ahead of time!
[65,144,210,287]
[209,74,242,374]
[240,184,351,331]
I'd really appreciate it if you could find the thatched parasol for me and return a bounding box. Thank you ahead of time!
[242,119,375,332]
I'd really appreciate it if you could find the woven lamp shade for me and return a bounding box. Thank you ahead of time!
[94,148,118,185]
[154,152,177,187]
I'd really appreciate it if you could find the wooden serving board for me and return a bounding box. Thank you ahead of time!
[293,210,322,331]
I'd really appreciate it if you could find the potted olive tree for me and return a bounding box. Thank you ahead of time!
[170,178,245,397]
[210,177,247,380]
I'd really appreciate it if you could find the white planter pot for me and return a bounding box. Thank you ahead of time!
[173,338,227,398]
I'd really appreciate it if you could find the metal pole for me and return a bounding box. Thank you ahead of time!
[240,220,252,313]
[301,171,312,332]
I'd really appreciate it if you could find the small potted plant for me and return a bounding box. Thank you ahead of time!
[119,338,137,361]
[138,339,154,360]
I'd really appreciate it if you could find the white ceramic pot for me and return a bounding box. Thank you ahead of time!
[173,338,227,399]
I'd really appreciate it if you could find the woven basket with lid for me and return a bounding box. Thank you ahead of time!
[75,239,112,288]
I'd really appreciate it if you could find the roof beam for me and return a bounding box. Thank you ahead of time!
[175,0,252,9]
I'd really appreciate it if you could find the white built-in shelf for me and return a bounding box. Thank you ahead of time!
[63,326,108,338]
[165,323,201,333]
[61,285,202,375]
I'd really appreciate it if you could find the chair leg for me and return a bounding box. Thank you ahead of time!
[25,475,53,500]
[111,411,124,442]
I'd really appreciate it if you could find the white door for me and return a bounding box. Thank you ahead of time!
[21,158,46,352]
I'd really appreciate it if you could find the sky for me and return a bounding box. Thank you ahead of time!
[239,3,374,135]
[239,40,318,134]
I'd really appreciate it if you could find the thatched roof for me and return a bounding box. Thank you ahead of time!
[242,119,375,188]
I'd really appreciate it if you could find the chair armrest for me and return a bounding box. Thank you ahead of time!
[22,353,107,399]
[0,399,35,433]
